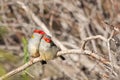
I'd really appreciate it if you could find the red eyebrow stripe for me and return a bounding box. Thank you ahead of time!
[34,30,45,34]
[39,31,45,34]
[34,30,41,33]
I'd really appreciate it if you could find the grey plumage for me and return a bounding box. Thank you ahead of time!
[28,32,43,58]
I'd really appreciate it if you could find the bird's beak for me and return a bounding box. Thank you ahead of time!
[31,35,34,38]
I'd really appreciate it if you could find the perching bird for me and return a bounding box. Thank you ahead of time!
[28,29,45,58]
[39,34,65,62]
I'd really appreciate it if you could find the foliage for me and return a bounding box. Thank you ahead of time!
[0,27,8,38]
[22,37,29,63]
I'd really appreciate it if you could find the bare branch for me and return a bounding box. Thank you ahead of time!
[81,35,107,50]
[1,48,117,80]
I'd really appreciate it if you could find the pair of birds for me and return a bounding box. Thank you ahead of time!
[28,29,64,64]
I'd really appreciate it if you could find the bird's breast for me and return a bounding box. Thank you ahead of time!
[39,49,56,61]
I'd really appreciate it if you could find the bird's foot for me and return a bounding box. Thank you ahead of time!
[30,58,34,64]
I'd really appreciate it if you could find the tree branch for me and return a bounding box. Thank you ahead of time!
[1,49,117,80]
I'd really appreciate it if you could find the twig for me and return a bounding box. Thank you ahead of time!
[16,1,51,36]
[24,71,35,79]
[85,25,98,53]
[107,30,115,62]
[107,30,116,76]
[81,35,107,50]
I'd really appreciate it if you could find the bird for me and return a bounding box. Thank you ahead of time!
[39,34,65,62]
[28,29,45,58]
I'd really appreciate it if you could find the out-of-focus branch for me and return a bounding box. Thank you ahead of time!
[16,1,51,36]
[81,35,107,50]
[16,1,67,50]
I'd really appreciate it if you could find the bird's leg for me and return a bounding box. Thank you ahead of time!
[30,52,40,63]
[30,57,35,64]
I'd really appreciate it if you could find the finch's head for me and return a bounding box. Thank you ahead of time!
[43,35,51,43]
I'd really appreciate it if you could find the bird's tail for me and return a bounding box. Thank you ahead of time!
[59,55,65,60]
[41,60,47,65]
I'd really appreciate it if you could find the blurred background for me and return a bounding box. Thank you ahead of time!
[0,0,120,80]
